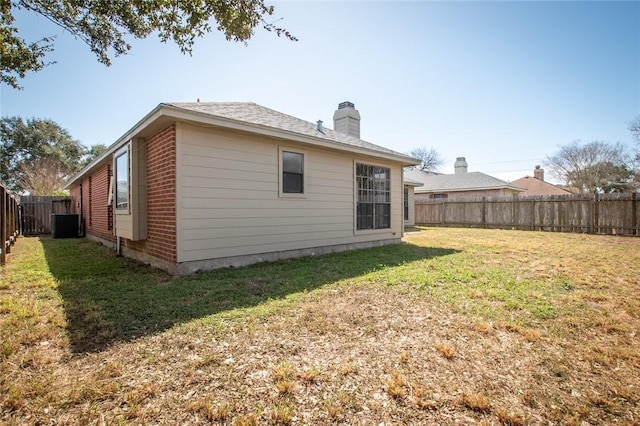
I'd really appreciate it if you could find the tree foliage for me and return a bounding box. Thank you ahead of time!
[407,147,445,172]
[82,143,108,168]
[2,0,296,88]
[546,140,635,194]
[0,116,86,194]
[18,157,70,196]
[628,115,640,189]
[630,115,640,143]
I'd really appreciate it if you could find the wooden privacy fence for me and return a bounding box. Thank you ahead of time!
[20,196,73,236]
[1,183,20,266]
[415,193,639,236]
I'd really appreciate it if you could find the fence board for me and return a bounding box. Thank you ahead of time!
[1,183,20,266]
[415,193,639,236]
[20,196,72,235]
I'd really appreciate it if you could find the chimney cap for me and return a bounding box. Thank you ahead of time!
[338,101,355,109]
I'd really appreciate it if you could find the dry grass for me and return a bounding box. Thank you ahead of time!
[2,228,640,424]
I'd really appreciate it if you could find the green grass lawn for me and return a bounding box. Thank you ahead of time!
[1,228,639,425]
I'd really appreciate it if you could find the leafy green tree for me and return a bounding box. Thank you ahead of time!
[0,116,85,193]
[81,143,108,168]
[546,140,635,194]
[2,0,296,88]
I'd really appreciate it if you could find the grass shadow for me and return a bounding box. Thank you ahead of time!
[41,237,458,353]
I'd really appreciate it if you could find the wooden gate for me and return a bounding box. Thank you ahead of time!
[20,196,73,235]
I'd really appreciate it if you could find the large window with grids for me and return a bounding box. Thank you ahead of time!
[356,163,391,230]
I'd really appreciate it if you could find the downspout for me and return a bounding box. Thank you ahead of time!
[400,167,405,238]
[78,183,84,237]
[116,236,121,256]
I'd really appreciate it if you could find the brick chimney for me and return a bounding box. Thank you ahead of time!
[454,157,468,174]
[333,101,360,138]
[534,165,544,181]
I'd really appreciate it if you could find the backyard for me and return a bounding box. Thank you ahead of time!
[1,227,638,425]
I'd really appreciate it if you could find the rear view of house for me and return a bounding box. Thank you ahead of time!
[66,102,419,274]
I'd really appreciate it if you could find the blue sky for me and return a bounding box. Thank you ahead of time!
[2,1,639,183]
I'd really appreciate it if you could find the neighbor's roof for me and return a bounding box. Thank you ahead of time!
[403,176,424,187]
[511,176,572,196]
[65,102,420,188]
[405,169,525,193]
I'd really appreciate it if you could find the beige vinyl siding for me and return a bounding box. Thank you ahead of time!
[176,124,402,263]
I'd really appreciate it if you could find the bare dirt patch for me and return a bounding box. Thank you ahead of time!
[2,228,639,425]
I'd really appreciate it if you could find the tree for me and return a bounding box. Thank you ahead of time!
[0,116,85,193]
[2,0,296,89]
[407,147,445,172]
[546,140,634,193]
[81,143,108,168]
[630,115,640,143]
[628,115,640,189]
[19,157,70,195]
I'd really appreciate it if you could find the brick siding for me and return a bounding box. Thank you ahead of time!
[70,163,116,244]
[143,125,177,263]
[69,124,177,267]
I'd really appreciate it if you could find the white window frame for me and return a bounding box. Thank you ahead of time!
[114,144,130,212]
[279,146,306,198]
[354,161,391,232]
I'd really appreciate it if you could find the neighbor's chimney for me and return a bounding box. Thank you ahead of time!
[454,157,468,174]
[333,101,360,138]
[534,165,544,181]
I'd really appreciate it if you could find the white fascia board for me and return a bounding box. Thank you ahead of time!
[65,105,166,189]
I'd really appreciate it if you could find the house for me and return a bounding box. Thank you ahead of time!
[511,166,573,196]
[65,101,420,274]
[406,157,525,200]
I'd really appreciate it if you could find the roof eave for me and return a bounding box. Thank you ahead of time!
[160,105,420,165]
[65,104,167,189]
[66,103,420,189]
[415,185,526,193]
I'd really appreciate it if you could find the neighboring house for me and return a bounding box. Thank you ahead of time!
[403,177,423,226]
[65,101,420,274]
[406,157,525,200]
[511,166,573,196]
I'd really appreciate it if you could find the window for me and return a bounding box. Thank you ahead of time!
[404,186,409,221]
[356,163,390,230]
[115,148,129,210]
[282,151,304,194]
[430,193,448,199]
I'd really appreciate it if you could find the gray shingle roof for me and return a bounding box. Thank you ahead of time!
[405,169,525,193]
[165,102,415,161]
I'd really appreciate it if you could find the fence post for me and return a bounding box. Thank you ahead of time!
[531,199,535,231]
[512,195,517,229]
[441,201,447,225]
[1,185,6,266]
[594,193,600,234]
[481,197,486,228]
[632,192,638,236]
